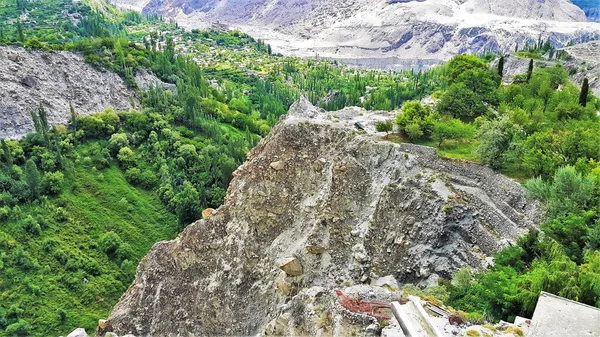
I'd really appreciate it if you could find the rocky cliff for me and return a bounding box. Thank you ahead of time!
[112,0,600,67]
[99,98,542,336]
[0,46,133,139]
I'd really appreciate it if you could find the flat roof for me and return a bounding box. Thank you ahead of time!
[528,292,600,337]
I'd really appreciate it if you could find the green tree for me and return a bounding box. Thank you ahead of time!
[172,181,201,226]
[498,55,505,79]
[1,139,13,171]
[23,159,40,200]
[396,101,437,140]
[476,116,523,169]
[446,55,488,84]
[579,78,589,107]
[5,319,32,337]
[41,171,64,195]
[16,20,24,43]
[526,59,534,83]
[437,83,488,119]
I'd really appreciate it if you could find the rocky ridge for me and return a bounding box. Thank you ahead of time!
[99,98,542,336]
[0,47,170,139]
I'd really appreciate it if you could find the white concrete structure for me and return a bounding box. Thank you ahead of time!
[528,292,600,337]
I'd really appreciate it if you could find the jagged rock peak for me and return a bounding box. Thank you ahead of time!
[99,99,542,337]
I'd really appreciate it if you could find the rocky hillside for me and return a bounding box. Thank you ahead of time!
[113,0,600,67]
[0,46,133,139]
[99,98,542,336]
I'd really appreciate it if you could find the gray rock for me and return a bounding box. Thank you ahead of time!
[20,76,37,88]
[372,275,399,290]
[100,99,542,337]
[67,328,88,337]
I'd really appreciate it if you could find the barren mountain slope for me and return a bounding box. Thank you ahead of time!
[0,47,173,139]
[0,47,133,139]
[113,0,600,65]
[99,98,542,336]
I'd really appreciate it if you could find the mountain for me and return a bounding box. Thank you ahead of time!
[572,0,600,22]
[98,98,541,336]
[112,0,600,67]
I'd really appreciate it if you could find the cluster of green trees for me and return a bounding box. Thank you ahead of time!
[387,54,600,322]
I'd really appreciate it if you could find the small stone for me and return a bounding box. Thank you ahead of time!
[20,76,38,88]
[270,161,285,170]
[354,252,368,262]
[67,328,89,337]
[278,257,303,276]
[98,319,108,329]
[202,208,216,219]
[104,333,118,337]
[372,275,399,290]
[306,245,326,254]
[365,323,380,337]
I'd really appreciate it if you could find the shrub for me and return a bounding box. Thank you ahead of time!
[41,171,64,195]
[108,133,130,154]
[22,216,41,236]
[117,147,137,169]
[0,207,9,221]
[4,319,32,337]
[100,231,123,257]
[375,121,393,134]
[431,119,475,146]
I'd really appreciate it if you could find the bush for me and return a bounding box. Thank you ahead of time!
[108,133,130,153]
[41,171,64,195]
[375,121,393,133]
[431,119,475,146]
[396,101,437,140]
[4,319,32,337]
[0,207,9,221]
[22,216,41,236]
[117,147,137,169]
[100,231,123,257]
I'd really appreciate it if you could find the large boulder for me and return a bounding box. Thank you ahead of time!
[99,98,542,336]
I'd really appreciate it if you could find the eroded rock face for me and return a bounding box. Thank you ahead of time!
[100,98,541,336]
[0,46,133,139]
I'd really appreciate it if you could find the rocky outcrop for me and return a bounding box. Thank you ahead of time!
[0,46,133,139]
[99,98,541,336]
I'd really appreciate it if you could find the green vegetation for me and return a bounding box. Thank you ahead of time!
[2,0,600,334]
[387,54,600,324]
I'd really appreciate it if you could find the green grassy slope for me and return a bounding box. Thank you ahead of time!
[0,155,178,336]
